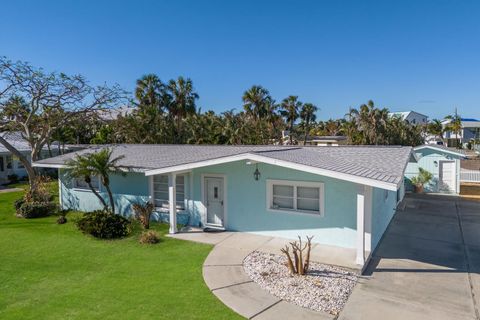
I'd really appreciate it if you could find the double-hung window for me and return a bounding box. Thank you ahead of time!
[73,175,100,191]
[153,175,185,210]
[267,179,324,215]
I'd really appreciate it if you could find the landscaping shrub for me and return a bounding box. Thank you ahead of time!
[132,201,154,229]
[57,210,68,224]
[139,230,160,244]
[14,198,25,212]
[76,210,130,239]
[18,202,57,218]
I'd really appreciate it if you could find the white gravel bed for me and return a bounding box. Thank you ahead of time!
[243,251,358,316]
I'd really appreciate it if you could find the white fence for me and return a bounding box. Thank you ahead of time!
[460,169,480,183]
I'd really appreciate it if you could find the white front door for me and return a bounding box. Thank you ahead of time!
[205,177,225,226]
[440,161,456,192]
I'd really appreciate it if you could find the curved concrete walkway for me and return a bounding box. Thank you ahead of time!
[172,231,336,319]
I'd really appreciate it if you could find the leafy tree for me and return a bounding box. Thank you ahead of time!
[0,56,125,193]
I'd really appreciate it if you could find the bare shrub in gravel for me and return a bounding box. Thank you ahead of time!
[244,251,358,316]
[280,235,313,275]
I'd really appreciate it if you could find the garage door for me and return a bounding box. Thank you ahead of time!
[440,161,456,192]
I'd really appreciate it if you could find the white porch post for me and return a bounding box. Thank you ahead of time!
[364,186,372,254]
[168,173,177,234]
[356,185,373,265]
[356,189,365,265]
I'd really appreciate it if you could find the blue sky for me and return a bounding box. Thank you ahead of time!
[1,0,479,120]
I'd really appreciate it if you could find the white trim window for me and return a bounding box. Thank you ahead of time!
[153,174,185,210]
[73,176,100,191]
[267,179,324,215]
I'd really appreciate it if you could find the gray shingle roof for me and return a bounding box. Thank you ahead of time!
[34,144,412,187]
[0,132,32,153]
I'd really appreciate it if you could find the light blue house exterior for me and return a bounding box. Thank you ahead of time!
[36,144,412,267]
[405,145,465,194]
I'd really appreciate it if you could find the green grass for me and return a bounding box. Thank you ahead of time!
[0,188,243,320]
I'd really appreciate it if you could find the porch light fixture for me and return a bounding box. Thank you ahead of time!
[434,160,438,167]
[253,163,261,181]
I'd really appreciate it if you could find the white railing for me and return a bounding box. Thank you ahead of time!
[460,169,480,183]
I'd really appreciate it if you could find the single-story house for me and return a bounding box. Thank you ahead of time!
[0,131,69,184]
[405,145,466,194]
[33,144,413,266]
[0,132,33,184]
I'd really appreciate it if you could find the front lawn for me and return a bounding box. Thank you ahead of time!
[0,189,242,320]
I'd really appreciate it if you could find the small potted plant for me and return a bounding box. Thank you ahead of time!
[410,167,433,193]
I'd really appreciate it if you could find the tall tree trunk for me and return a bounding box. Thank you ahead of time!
[289,120,294,144]
[303,120,309,145]
[86,180,109,211]
[104,184,116,214]
[47,142,52,157]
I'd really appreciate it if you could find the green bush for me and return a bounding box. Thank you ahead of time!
[18,202,57,218]
[76,210,130,239]
[14,198,25,212]
[57,215,67,224]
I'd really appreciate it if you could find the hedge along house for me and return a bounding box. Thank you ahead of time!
[405,145,466,194]
[33,144,413,267]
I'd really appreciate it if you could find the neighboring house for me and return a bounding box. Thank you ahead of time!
[304,136,347,146]
[96,106,135,121]
[389,111,428,125]
[442,118,480,147]
[405,145,466,194]
[33,144,413,267]
[0,132,32,183]
[0,131,71,184]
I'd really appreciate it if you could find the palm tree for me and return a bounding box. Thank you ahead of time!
[427,119,444,142]
[66,148,125,214]
[135,74,166,112]
[280,96,302,144]
[348,100,388,145]
[167,77,199,141]
[445,109,462,148]
[300,103,318,144]
[65,153,109,211]
[242,86,271,121]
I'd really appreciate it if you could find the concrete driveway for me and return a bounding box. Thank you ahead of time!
[340,194,480,320]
